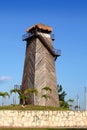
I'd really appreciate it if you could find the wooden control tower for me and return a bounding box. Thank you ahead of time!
[21,24,61,106]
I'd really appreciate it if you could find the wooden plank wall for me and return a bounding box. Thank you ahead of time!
[34,38,59,106]
[21,38,36,104]
[21,34,59,106]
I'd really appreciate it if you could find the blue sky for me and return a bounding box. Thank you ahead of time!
[0,0,87,109]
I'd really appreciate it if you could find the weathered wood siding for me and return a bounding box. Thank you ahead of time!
[21,33,59,106]
[21,38,36,104]
[34,37,59,106]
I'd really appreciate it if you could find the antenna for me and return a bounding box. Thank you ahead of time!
[84,87,87,110]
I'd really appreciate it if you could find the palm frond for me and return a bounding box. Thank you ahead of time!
[41,94,50,99]
[42,86,52,93]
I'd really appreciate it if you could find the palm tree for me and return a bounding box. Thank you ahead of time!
[41,94,50,106]
[19,88,38,105]
[74,105,80,110]
[19,93,28,105]
[67,99,74,110]
[41,86,52,106]
[24,88,38,104]
[24,88,38,95]
[0,92,10,106]
[10,88,20,105]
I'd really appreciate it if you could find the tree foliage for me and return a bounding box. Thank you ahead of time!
[41,86,52,106]
[19,88,38,105]
[24,88,38,96]
[0,92,10,106]
[10,88,20,105]
[42,86,52,93]
[58,84,74,109]
[58,85,67,102]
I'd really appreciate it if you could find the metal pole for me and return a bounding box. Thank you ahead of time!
[77,95,80,111]
[84,87,86,110]
[85,87,87,110]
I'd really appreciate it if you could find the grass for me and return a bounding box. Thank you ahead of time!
[0,128,86,130]
[0,104,67,110]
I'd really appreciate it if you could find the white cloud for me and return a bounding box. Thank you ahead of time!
[0,76,11,81]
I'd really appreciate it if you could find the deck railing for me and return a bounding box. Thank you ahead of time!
[51,34,55,41]
[22,33,34,41]
[53,48,61,56]
[22,33,61,57]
